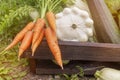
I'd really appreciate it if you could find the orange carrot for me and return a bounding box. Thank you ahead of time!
[32,29,45,56]
[46,11,56,32]
[5,22,35,51]
[46,12,58,43]
[52,30,58,44]
[18,31,33,59]
[45,27,63,69]
[32,18,45,45]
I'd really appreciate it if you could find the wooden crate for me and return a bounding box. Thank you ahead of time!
[23,40,120,75]
[23,0,120,75]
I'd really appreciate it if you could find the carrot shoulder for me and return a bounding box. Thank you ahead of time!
[32,18,45,45]
[46,11,56,32]
[5,22,35,51]
[18,31,33,59]
[32,29,45,56]
[45,27,63,69]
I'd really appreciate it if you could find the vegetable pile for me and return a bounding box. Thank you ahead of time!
[0,1,90,79]
[2,0,63,69]
[1,0,119,79]
[0,0,94,70]
[0,0,70,79]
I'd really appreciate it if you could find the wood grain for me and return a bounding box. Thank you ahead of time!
[87,0,120,43]
[24,40,120,62]
[36,60,120,75]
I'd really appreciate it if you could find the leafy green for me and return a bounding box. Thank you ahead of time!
[0,5,34,34]
[0,76,4,80]
[0,40,29,79]
[4,76,12,80]
[61,66,84,80]
[0,0,36,20]
[0,67,10,75]
[61,0,75,7]
[0,47,29,79]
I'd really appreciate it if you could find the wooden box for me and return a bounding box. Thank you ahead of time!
[24,40,120,75]
[23,0,120,75]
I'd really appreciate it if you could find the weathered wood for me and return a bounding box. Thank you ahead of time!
[24,40,120,62]
[29,58,36,73]
[36,60,120,75]
[87,0,120,43]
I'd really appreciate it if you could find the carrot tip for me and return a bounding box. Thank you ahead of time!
[32,53,34,56]
[31,49,35,56]
[18,52,22,61]
[4,47,8,51]
[61,65,64,70]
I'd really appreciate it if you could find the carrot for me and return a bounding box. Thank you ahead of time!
[18,31,33,59]
[52,30,58,44]
[32,29,45,56]
[46,12,58,43]
[45,27,63,69]
[32,18,45,45]
[46,11,56,32]
[5,22,35,51]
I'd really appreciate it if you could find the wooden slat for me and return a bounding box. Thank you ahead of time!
[29,58,36,73]
[36,60,120,75]
[24,40,120,62]
[87,0,120,43]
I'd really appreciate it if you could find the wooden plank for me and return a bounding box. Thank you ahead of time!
[29,58,36,73]
[24,40,120,62]
[86,0,120,43]
[36,60,120,75]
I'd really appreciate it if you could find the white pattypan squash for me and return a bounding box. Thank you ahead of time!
[95,68,120,80]
[55,7,94,42]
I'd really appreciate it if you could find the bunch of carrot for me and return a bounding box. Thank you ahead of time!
[4,9,63,69]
